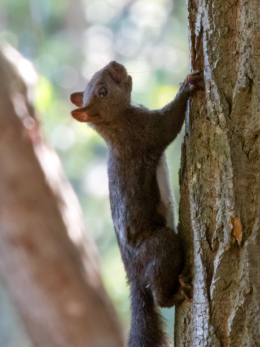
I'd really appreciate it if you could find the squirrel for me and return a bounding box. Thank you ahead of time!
[70,61,202,347]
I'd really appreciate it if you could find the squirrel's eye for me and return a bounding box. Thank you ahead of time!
[99,87,107,97]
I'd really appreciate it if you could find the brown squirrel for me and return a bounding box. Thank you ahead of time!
[70,61,201,347]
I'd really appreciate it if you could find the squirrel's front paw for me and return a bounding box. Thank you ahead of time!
[180,71,203,95]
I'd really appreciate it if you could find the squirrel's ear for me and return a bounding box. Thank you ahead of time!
[70,92,83,107]
[71,107,90,122]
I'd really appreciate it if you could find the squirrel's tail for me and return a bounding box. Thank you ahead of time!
[128,282,169,347]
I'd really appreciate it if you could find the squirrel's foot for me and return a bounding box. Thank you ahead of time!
[178,269,193,302]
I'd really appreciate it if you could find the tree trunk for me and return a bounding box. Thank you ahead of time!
[175,0,260,346]
[0,44,124,347]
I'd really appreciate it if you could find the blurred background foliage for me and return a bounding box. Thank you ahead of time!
[0,0,189,343]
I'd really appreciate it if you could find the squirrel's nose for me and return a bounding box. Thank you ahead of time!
[108,61,127,83]
[110,61,124,72]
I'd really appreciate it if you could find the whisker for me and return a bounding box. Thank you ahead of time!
[89,62,99,72]
[123,59,149,64]
[128,71,152,73]
[95,53,107,65]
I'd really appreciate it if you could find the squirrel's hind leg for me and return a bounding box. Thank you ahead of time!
[152,268,193,308]
[146,227,192,307]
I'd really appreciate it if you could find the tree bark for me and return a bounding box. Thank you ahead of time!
[0,44,124,347]
[175,0,260,346]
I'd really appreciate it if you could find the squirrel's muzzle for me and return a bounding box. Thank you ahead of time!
[108,61,128,84]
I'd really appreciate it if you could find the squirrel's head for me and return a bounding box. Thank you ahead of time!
[70,61,132,128]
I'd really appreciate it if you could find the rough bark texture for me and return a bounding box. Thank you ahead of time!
[0,44,124,347]
[175,0,260,346]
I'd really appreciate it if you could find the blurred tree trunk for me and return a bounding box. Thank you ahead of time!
[0,44,124,347]
[175,0,260,346]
